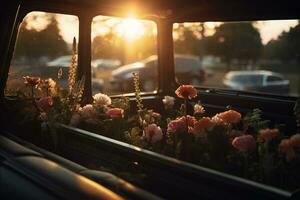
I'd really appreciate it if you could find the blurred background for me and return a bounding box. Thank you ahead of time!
[6,12,300,97]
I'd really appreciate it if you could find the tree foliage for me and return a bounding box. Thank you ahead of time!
[264,23,300,62]
[14,15,68,61]
[211,22,263,70]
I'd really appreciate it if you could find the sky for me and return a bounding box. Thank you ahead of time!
[24,12,299,45]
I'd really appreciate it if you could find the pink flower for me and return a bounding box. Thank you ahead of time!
[290,133,300,147]
[232,135,256,152]
[106,108,124,118]
[215,110,241,124]
[175,85,197,99]
[80,104,96,118]
[279,138,297,162]
[145,124,163,143]
[93,93,111,106]
[162,96,175,106]
[37,97,53,112]
[167,118,186,134]
[179,115,197,127]
[259,128,279,140]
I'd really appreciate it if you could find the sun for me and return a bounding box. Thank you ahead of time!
[116,17,145,41]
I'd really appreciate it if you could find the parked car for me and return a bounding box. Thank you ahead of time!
[223,70,290,95]
[110,54,206,92]
[91,58,121,70]
[44,55,104,93]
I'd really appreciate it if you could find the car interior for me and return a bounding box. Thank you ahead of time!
[1,0,300,199]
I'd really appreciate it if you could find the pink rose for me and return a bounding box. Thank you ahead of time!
[37,97,53,112]
[232,135,256,152]
[145,124,163,143]
[167,118,186,134]
[80,104,96,118]
[106,108,124,118]
[93,93,111,106]
[179,115,196,127]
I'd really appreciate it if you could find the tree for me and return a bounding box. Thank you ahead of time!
[211,22,263,71]
[263,22,300,62]
[14,15,68,62]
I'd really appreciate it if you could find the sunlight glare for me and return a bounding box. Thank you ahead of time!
[116,16,145,41]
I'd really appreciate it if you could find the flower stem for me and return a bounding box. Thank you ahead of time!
[244,153,248,178]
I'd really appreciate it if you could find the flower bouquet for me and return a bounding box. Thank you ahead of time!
[7,38,300,191]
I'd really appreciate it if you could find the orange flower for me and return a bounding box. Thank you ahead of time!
[215,109,241,124]
[259,128,279,140]
[194,117,214,131]
[290,133,300,147]
[279,139,292,152]
[175,85,197,99]
[23,76,40,87]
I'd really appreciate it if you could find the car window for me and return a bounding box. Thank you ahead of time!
[91,15,157,95]
[5,12,79,96]
[173,20,300,96]
[267,75,283,82]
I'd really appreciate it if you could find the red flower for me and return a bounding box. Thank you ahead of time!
[232,135,256,152]
[37,97,53,112]
[175,85,197,99]
[106,108,124,119]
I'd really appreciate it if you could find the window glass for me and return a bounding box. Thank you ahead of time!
[91,15,157,95]
[5,12,79,96]
[173,20,300,96]
[267,76,282,82]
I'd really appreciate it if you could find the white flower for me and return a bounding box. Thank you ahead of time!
[162,96,175,106]
[93,93,111,106]
[39,112,47,121]
[69,113,81,126]
[80,104,96,118]
[194,104,205,114]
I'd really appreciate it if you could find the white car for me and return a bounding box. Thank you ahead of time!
[223,70,290,95]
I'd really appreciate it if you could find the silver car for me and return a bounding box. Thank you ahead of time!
[223,70,290,95]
